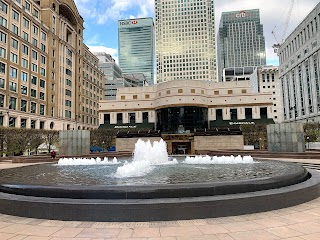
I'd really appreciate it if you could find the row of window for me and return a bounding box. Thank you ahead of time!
[0,116,46,129]
[0,94,45,114]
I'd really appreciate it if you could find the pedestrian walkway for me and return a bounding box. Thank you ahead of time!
[0,161,320,239]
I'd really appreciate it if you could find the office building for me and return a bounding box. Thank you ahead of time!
[218,9,266,81]
[118,18,154,85]
[155,0,217,82]
[279,2,320,122]
[0,0,104,130]
[94,52,123,100]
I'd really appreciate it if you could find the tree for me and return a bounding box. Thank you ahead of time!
[241,124,267,149]
[43,130,59,152]
[90,129,116,150]
[303,122,320,142]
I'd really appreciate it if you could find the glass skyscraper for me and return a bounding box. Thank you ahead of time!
[155,0,217,83]
[218,9,266,81]
[118,18,154,85]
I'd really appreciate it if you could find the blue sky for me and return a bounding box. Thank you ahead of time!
[74,0,319,66]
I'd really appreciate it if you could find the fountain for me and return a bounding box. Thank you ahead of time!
[0,138,319,222]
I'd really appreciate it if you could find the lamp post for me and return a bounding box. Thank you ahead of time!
[289,105,296,122]
[306,136,310,150]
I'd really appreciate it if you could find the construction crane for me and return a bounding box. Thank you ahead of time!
[272,0,295,53]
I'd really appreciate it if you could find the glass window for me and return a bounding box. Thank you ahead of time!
[22,31,28,41]
[11,24,18,35]
[9,67,17,78]
[9,82,16,92]
[40,104,45,115]
[0,78,4,88]
[31,89,36,97]
[0,1,8,14]
[0,31,6,43]
[9,97,16,110]
[32,50,37,60]
[33,25,38,35]
[12,10,19,21]
[11,38,18,49]
[10,52,17,63]
[22,44,29,55]
[20,99,27,112]
[31,63,37,72]
[21,85,27,95]
[9,117,15,127]
[40,92,45,100]
[40,79,45,88]
[25,1,30,11]
[30,102,36,113]
[21,71,27,81]
[0,62,5,73]
[22,58,28,68]
[23,18,29,28]
[31,76,37,85]
[0,47,6,58]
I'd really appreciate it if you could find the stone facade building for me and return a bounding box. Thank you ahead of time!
[0,0,104,130]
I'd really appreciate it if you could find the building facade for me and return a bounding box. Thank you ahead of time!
[279,3,320,122]
[99,80,275,132]
[155,0,217,83]
[118,17,154,86]
[218,9,266,81]
[0,0,103,130]
[94,52,123,100]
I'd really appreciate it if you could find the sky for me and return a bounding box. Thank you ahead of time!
[74,0,319,66]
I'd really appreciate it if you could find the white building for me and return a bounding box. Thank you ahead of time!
[155,0,217,83]
[279,2,320,122]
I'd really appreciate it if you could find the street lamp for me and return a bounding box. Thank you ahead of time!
[289,105,296,121]
[306,136,310,150]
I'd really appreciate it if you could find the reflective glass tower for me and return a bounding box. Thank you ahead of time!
[218,9,266,81]
[118,18,154,85]
[155,0,217,83]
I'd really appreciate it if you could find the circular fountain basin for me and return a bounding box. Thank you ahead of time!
[0,159,320,222]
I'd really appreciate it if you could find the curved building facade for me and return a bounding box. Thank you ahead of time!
[99,80,275,132]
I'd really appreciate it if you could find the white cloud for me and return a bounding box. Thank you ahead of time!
[88,46,119,63]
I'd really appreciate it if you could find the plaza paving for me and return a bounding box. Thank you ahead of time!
[0,160,320,240]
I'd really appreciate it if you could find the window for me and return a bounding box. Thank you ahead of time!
[133,95,137,99]
[11,38,18,49]
[31,89,36,97]
[22,31,28,41]
[242,89,247,94]
[40,104,45,115]
[41,43,45,52]
[143,112,149,123]
[0,31,6,43]
[0,47,6,58]
[65,100,72,107]
[33,9,39,19]
[121,96,125,100]
[9,117,15,127]
[31,120,36,129]
[12,10,19,21]
[22,44,29,55]
[117,113,123,124]
[9,67,17,78]
[20,118,27,128]
[32,25,38,35]
[230,109,238,120]
[32,38,37,47]
[21,71,27,81]
[0,15,6,28]
[21,85,27,95]
[0,94,4,107]
[11,24,18,35]
[40,67,45,76]
[228,90,233,94]
[0,62,5,73]
[65,79,72,87]
[9,82,16,92]
[0,78,4,88]
[66,69,72,76]
[0,1,8,14]
[30,102,36,113]
[31,63,37,72]
[10,53,18,64]
[65,89,71,96]
[23,18,29,29]
[40,55,46,64]
[20,100,27,112]
[9,97,16,110]
[178,89,183,93]
[32,50,37,60]
[145,94,150,99]
[191,89,195,93]
[31,76,37,85]
[40,92,45,100]
[22,58,28,68]
[41,32,46,41]
[40,79,45,88]
[214,91,219,95]
[25,1,30,12]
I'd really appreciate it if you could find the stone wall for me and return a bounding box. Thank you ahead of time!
[194,135,244,152]
[59,130,90,156]
[116,137,162,152]
[267,123,305,152]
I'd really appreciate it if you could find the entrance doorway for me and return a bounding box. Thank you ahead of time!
[172,142,191,155]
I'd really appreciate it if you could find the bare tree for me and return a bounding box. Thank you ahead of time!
[304,122,320,142]
[90,129,116,150]
[43,130,59,152]
[241,124,267,149]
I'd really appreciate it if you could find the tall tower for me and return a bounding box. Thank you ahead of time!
[118,18,154,85]
[218,9,266,81]
[155,0,217,83]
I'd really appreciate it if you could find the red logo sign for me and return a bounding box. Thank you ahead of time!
[132,20,138,24]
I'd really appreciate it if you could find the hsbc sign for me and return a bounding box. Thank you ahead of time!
[119,20,139,26]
